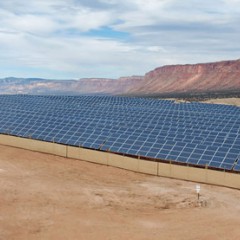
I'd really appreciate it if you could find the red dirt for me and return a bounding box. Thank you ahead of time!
[1,144,240,240]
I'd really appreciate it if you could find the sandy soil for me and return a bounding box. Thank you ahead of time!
[202,98,240,106]
[168,97,240,106]
[1,144,240,240]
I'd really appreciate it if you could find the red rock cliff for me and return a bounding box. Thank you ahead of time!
[126,59,240,95]
[1,59,239,95]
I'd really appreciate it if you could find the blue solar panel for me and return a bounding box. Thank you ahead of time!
[0,94,239,172]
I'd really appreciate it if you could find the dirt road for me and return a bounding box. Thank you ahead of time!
[1,144,240,240]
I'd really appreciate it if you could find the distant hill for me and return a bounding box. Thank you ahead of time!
[0,59,240,96]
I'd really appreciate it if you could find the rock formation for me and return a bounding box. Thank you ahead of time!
[0,59,239,95]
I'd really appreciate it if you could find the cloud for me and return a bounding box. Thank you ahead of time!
[0,0,239,79]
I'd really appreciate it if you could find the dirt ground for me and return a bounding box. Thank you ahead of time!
[170,97,240,106]
[1,144,240,240]
[202,97,240,106]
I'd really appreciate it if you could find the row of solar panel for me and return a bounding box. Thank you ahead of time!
[1,123,239,159]
[1,122,238,138]
[0,112,239,132]
[0,95,238,113]
[1,106,239,120]
[0,100,238,114]
[0,114,239,135]
[1,106,237,119]
[0,95,239,172]
[2,123,239,146]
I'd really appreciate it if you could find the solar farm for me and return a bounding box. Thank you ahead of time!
[0,94,239,173]
[1,94,240,239]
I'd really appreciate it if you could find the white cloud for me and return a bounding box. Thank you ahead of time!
[0,0,239,79]
[0,14,57,35]
[62,8,114,32]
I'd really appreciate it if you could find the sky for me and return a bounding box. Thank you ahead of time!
[0,0,239,79]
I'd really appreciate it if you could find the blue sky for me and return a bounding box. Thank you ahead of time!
[0,0,239,79]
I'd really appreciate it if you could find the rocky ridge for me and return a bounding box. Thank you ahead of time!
[0,59,239,95]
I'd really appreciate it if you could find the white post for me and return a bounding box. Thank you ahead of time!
[195,184,201,201]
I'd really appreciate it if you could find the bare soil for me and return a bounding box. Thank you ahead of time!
[1,144,240,240]
[202,97,240,106]
[169,97,240,106]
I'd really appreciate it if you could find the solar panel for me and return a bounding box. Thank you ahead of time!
[0,94,239,172]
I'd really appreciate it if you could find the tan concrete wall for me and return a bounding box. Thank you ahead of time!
[138,159,158,175]
[188,167,207,183]
[108,153,124,168]
[158,161,240,189]
[31,140,67,157]
[224,172,240,189]
[67,146,81,159]
[0,134,32,149]
[68,146,138,171]
[121,156,139,172]
[170,164,190,181]
[205,169,226,186]
[78,148,108,165]
[1,134,240,189]
[158,162,172,177]
[0,134,66,157]
[67,146,108,165]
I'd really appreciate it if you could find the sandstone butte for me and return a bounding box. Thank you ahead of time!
[0,59,240,95]
[69,59,240,95]
[125,59,240,95]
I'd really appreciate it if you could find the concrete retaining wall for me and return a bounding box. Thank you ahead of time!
[0,134,67,157]
[158,162,240,189]
[68,146,108,165]
[138,159,158,175]
[1,134,240,189]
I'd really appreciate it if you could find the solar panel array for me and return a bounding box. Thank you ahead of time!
[0,95,239,172]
